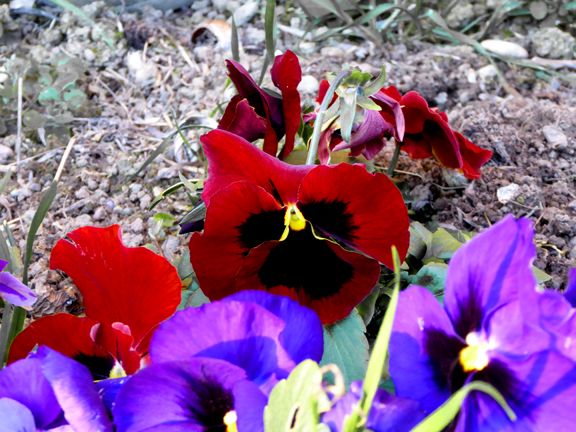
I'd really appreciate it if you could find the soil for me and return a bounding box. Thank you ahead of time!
[0,2,574,321]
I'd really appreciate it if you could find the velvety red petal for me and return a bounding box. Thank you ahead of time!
[370,91,405,141]
[297,164,410,268]
[361,137,386,160]
[317,119,340,165]
[8,314,115,380]
[108,323,142,375]
[200,130,313,206]
[399,92,429,134]
[235,234,381,325]
[271,51,302,160]
[218,96,268,142]
[190,181,286,301]
[316,79,338,106]
[402,135,433,159]
[49,225,181,358]
[455,132,492,180]
[381,85,402,102]
[332,110,391,156]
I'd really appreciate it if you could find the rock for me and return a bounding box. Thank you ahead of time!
[297,75,319,95]
[122,233,143,248]
[446,1,474,28]
[29,183,41,192]
[93,207,107,221]
[543,125,568,149]
[84,48,96,62]
[129,184,143,193]
[0,144,13,162]
[121,208,132,216]
[568,199,576,210]
[131,217,144,233]
[435,92,448,105]
[126,51,158,87]
[140,194,151,210]
[497,183,520,204]
[10,187,32,201]
[320,47,344,59]
[478,64,497,81]
[232,0,259,27]
[532,28,576,59]
[22,209,35,225]
[87,178,98,191]
[441,168,469,187]
[480,40,528,59]
[244,27,265,45]
[75,186,90,200]
[162,236,180,256]
[74,214,92,226]
[212,0,228,11]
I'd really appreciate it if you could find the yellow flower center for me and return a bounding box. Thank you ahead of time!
[109,361,127,379]
[223,410,238,432]
[459,332,490,373]
[280,205,307,241]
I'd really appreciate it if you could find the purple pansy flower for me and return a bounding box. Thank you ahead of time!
[322,381,425,432]
[0,259,36,307]
[389,215,576,431]
[0,345,113,432]
[113,291,323,432]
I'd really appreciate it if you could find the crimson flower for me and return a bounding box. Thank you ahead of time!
[315,79,405,164]
[188,130,409,324]
[218,50,302,159]
[379,86,492,179]
[9,225,182,378]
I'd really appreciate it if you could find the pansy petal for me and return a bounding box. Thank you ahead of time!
[566,269,576,307]
[316,79,338,106]
[389,286,460,414]
[218,95,269,142]
[455,132,492,180]
[297,163,410,268]
[367,387,426,432]
[109,323,142,375]
[151,301,295,385]
[0,398,36,432]
[271,51,302,160]
[223,290,323,364]
[0,357,61,429]
[322,391,358,432]
[49,225,181,357]
[317,118,340,165]
[235,229,381,325]
[200,130,313,206]
[96,377,130,413]
[34,346,114,432]
[233,379,267,432]
[370,90,405,141]
[113,358,246,432]
[0,271,36,307]
[443,215,536,337]
[332,110,391,154]
[361,137,387,160]
[8,314,115,381]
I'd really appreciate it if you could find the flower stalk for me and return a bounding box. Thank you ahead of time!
[387,140,403,178]
[306,69,352,165]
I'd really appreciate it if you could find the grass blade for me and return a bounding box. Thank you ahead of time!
[264,0,276,64]
[409,381,516,432]
[0,302,14,367]
[363,65,387,96]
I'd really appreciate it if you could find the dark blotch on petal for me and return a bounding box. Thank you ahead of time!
[298,200,358,243]
[237,209,286,250]
[257,226,354,299]
[423,328,467,393]
[73,353,115,381]
[190,376,235,431]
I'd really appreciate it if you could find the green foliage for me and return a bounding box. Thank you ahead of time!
[320,309,369,387]
[264,360,330,432]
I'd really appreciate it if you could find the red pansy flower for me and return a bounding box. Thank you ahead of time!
[218,50,302,159]
[314,79,405,164]
[189,130,410,325]
[9,225,181,378]
[378,86,492,179]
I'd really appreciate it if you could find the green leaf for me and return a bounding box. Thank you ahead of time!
[356,94,381,111]
[23,110,48,129]
[408,222,432,260]
[231,16,240,63]
[176,250,194,280]
[409,381,516,432]
[179,202,207,227]
[567,2,576,11]
[38,87,60,105]
[429,228,463,260]
[532,266,551,284]
[0,230,13,275]
[363,65,387,97]
[178,290,194,311]
[178,172,199,192]
[264,0,276,64]
[355,284,380,326]
[283,145,309,166]
[184,288,210,308]
[408,263,448,303]
[264,360,328,432]
[361,246,401,418]
[63,89,87,110]
[320,309,369,387]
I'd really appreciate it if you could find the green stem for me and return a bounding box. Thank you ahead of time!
[306,70,352,165]
[387,139,403,177]
[0,302,14,368]
[7,306,26,353]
